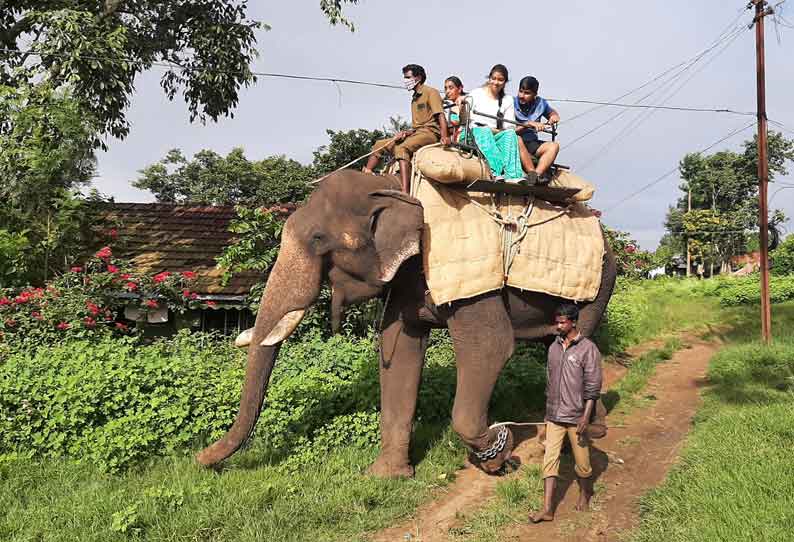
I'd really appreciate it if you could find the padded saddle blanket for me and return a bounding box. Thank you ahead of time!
[412,146,605,305]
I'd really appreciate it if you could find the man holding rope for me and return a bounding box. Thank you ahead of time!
[363,64,449,192]
[532,302,602,524]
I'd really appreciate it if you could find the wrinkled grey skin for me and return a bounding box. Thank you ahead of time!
[196,171,617,478]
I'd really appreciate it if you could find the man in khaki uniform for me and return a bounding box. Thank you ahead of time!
[363,64,450,192]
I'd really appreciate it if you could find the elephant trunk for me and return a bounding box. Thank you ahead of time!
[195,221,321,467]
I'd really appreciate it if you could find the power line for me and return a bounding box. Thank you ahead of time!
[576,24,750,172]
[769,119,794,136]
[560,24,753,151]
[603,121,756,213]
[0,47,404,90]
[560,6,753,126]
[549,98,753,116]
[0,46,762,109]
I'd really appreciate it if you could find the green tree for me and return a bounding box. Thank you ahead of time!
[2,1,360,141]
[771,235,794,275]
[663,132,794,273]
[311,128,387,176]
[0,85,105,285]
[133,148,313,205]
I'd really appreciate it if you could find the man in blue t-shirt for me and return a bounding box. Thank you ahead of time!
[514,76,560,181]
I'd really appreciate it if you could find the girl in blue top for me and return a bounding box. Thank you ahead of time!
[514,76,561,180]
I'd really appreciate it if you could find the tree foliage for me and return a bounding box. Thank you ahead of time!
[0,85,106,285]
[663,132,794,270]
[311,127,388,176]
[2,1,262,140]
[133,148,313,205]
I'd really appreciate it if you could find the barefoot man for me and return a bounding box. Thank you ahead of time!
[532,303,603,523]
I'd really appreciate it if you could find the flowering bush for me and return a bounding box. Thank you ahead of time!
[0,246,213,355]
[603,227,654,279]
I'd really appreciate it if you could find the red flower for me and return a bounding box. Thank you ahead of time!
[181,271,196,280]
[190,292,198,300]
[14,293,30,304]
[56,322,71,331]
[625,244,636,254]
[4,318,17,327]
[70,266,83,273]
[153,271,171,283]
[86,301,101,316]
[206,300,217,308]
[0,297,11,306]
[107,264,119,273]
[125,281,138,291]
[182,289,191,298]
[31,311,43,320]
[83,317,96,329]
[143,299,159,309]
[107,229,118,239]
[115,322,129,331]
[120,273,131,280]
[95,246,112,260]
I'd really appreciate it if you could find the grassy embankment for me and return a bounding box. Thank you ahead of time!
[0,279,722,542]
[631,301,794,542]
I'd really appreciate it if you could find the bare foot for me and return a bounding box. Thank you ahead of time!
[575,493,591,511]
[530,510,554,523]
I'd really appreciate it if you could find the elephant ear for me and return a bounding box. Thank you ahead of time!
[368,189,424,282]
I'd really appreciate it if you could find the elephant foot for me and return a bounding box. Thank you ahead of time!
[469,423,515,475]
[366,453,415,479]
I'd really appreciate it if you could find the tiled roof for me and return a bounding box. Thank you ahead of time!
[99,203,294,296]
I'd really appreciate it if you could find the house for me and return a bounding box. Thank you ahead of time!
[100,202,294,335]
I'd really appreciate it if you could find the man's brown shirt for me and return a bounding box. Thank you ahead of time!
[410,83,444,135]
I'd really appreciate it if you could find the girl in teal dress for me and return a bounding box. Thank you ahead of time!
[459,64,523,180]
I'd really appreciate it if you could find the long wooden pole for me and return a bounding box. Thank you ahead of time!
[686,186,692,278]
[754,0,772,343]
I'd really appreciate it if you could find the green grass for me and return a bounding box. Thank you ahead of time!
[631,301,794,542]
[595,278,723,354]
[0,426,466,542]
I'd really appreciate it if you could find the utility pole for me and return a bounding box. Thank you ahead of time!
[753,0,773,343]
[686,185,692,277]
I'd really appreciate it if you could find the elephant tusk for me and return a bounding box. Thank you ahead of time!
[234,328,253,348]
[261,309,306,346]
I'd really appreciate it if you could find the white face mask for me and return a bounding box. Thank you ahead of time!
[403,77,419,91]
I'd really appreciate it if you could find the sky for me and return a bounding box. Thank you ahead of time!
[90,0,794,250]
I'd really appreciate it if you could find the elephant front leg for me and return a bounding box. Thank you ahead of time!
[367,312,428,479]
[446,292,516,473]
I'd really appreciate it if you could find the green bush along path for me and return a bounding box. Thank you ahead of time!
[0,278,784,541]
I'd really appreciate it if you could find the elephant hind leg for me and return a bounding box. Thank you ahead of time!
[445,292,516,472]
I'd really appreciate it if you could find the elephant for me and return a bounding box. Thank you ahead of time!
[195,170,617,478]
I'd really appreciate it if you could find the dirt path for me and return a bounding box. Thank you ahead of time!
[369,335,718,542]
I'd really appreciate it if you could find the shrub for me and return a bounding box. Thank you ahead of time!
[0,331,245,472]
[0,246,212,356]
[771,235,794,276]
[712,274,794,306]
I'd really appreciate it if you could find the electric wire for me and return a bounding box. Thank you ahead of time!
[559,5,753,126]
[576,24,750,172]
[603,121,756,213]
[561,24,752,152]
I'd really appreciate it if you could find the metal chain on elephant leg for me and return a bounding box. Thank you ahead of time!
[472,425,510,462]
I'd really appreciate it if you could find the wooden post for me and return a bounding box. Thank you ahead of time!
[686,185,692,277]
[754,0,773,342]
